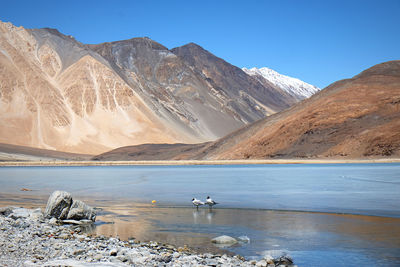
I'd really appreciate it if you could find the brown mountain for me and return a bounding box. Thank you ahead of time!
[0,21,300,154]
[95,60,400,160]
[199,60,400,159]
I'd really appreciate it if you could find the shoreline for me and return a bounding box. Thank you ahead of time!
[1,158,400,167]
[0,206,291,266]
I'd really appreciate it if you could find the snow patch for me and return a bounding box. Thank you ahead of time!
[243,67,320,99]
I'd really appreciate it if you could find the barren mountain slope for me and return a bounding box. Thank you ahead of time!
[0,22,178,154]
[199,61,400,159]
[90,39,299,141]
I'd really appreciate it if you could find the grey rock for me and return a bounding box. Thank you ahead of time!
[276,255,293,265]
[160,253,172,263]
[0,207,13,216]
[110,248,118,256]
[67,200,96,221]
[205,258,218,266]
[45,191,72,219]
[256,259,268,267]
[40,259,127,266]
[116,255,129,262]
[30,208,43,221]
[237,235,250,243]
[211,235,238,245]
[72,248,86,256]
[75,234,87,241]
[62,219,84,225]
[48,218,58,225]
[93,254,103,261]
[8,208,31,219]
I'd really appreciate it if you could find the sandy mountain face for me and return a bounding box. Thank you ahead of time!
[242,67,320,100]
[0,22,173,154]
[0,21,301,154]
[94,61,400,160]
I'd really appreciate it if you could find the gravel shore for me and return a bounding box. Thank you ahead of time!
[0,207,296,267]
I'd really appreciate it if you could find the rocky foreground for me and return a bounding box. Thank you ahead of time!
[0,191,296,267]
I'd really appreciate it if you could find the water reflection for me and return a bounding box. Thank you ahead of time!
[207,211,216,224]
[192,209,216,224]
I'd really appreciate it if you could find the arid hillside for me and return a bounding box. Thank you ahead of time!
[94,61,400,160]
[199,60,400,159]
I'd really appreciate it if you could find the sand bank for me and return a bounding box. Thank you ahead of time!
[1,158,399,167]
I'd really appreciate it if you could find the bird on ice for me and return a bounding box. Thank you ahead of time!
[206,196,218,209]
[192,198,204,209]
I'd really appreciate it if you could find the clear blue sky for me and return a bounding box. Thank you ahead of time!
[2,0,399,88]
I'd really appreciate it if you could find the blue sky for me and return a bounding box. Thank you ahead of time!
[2,0,399,88]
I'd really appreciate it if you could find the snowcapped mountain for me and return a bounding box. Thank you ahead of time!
[242,67,320,99]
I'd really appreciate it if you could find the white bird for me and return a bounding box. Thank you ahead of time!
[206,196,218,209]
[192,198,204,209]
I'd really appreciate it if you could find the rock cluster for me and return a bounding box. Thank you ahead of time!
[0,205,297,267]
[44,191,96,221]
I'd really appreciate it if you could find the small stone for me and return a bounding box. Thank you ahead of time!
[276,255,294,265]
[206,258,218,266]
[93,254,103,261]
[256,259,268,267]
[172,252,180,258]
[30,208,43,221]
[0,207,13,216]
[264,255,274,265]
[72,248,85,255]
[48,218,58,225]
[211,235,238,245]
[110,248,118,256]
[58,233,69,239]
[8,208,31,219]
[117,255,129,262]
[75,234,86,241]
[62,219,83,225]
[237,235,250,243]
[160,253,172,263]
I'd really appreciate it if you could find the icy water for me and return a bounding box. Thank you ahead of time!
[0,163,399,266]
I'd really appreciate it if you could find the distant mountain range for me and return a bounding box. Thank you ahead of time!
[94,61,400,160]
[0,20,317,154]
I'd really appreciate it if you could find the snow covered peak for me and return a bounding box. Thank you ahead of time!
[243,67,320,99]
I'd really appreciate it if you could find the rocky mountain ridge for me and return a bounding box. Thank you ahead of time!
[0,20,317,154]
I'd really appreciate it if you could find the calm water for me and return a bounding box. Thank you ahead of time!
[0,163,399,266]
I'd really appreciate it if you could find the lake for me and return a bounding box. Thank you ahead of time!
[0,163,399,266]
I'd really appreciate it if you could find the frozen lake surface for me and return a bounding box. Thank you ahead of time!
[0,163,399,266]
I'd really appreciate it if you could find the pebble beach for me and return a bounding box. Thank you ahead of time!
[0,206,296,267]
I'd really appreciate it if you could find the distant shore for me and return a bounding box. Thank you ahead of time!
[1,158,400,167]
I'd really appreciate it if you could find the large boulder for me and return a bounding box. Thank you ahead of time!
[44,191,72,219]
[67,200,96,221]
